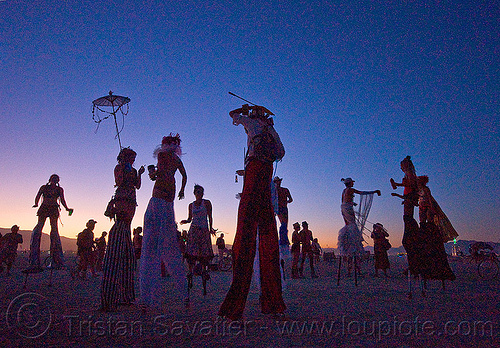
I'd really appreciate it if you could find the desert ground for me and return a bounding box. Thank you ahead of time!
[0,252,498,348]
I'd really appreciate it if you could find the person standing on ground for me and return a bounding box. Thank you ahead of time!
[311,238,322,263]
[94,231,107,272]
[216,233,226,259]
[77,219,97,279]
[290,222,301,279]
[371,223,391,277]
[0,225,23,275]
[133,227,143,261]
[299,221,317,278]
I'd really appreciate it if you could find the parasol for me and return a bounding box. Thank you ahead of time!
[92,91,130,149]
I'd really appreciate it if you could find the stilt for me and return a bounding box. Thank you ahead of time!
[407,270,412,299]
[354,256,358,287]
[280,259,285,280]
[48,268,53,287]
[420,275,426,297]
[186,276,191,308]
[337,256,342,286]
[202,269,209,296]
[187,273,192,305]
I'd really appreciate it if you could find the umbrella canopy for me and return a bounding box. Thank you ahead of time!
[92,91,130,107]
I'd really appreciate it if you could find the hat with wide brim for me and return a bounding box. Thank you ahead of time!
[342,177,355,184]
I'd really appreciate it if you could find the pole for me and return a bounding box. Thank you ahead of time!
[337,256,342,285]
[228,92,256,105]
[111,104,122,150]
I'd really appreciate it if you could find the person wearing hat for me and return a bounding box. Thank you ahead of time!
[0,225,23,275]
[77,219,97,279]
[219,104,286,321]
[371,223,391,277]
[337,178,380,276]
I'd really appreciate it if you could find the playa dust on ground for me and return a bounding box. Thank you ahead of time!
[0,252,499,347]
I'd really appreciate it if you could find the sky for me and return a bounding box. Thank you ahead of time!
[0,0,498,249]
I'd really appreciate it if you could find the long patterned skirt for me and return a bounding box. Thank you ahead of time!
[100,219,135,310]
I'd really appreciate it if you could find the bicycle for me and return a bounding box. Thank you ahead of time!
[457,249,499,280]
[476,251,499,280]
[214,249,232,272]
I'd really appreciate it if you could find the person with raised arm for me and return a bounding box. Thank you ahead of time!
[140,134,189,309]
[25,174,73,272]
[337,177,380,276]
[219,104,286,321]
[100,147,144,311]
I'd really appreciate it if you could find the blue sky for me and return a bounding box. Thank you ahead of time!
[1,0,498,248]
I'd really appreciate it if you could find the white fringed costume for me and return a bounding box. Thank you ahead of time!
[337,202,364,257]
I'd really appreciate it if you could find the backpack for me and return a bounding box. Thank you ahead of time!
[250,125,285,163]
[77,231,94,249]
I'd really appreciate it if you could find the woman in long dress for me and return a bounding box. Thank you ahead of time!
[180,185,215,287]
[371,223,391,277]
[139,134,188,309]
[100,148,144,311]
[416,175,455,281]
[337,177,380,276]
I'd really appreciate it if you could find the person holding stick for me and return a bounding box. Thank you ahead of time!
[219,103,286,321]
